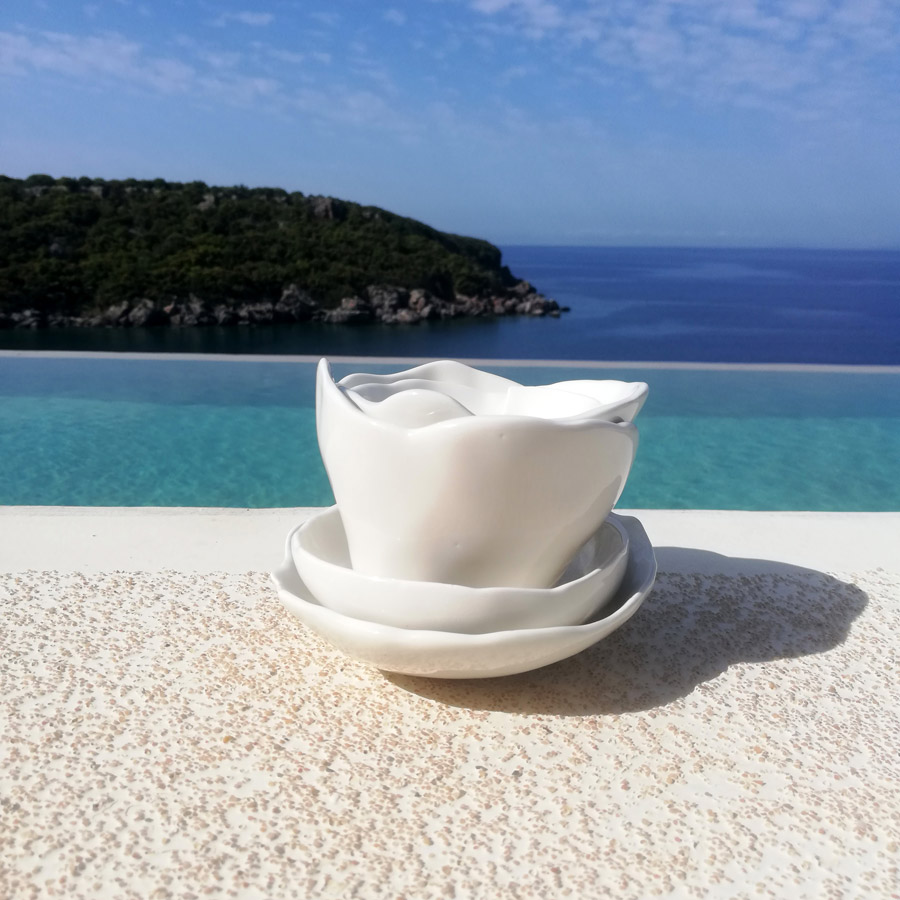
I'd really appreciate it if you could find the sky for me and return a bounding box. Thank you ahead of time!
[1,0,899,248]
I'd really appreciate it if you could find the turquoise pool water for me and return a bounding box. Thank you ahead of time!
[2,354,899,510]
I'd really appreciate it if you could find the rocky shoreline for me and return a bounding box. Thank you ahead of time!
[0,280,567,330]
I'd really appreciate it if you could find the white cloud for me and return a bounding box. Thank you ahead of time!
[268,48,305,65]
[289,84,419,139]
[498,64,529,84]
[214,11,274,28]
[0,30,280,99]
[472,0,515,13]
[472,0,563,35]
[309,11,340,28]
[469,0,900,119]
[198,49,243,70]
[786,0,827,20]
[384,8,407,26]
[198,73,280,104]
[0,27,416,137]
[0,30,185,88]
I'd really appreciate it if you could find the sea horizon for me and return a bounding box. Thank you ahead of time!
[503,242,900,252]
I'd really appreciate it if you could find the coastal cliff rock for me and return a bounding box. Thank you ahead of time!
[322,296,374,324]
[275,285,317,321]
[127,299,168,327]
[308,195,347,221]
[2,279,564,330]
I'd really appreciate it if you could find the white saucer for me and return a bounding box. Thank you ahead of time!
[290,506,630,634]
[271,514,657,679]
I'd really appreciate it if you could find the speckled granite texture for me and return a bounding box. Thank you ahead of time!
[2,566,898,899]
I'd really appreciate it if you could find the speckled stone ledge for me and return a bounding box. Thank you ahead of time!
[2,564,898,899]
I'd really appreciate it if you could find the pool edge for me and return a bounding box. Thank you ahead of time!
[4,506,897,575]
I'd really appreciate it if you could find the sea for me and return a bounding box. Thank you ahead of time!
[2,246,899,363]
[3,245,900,509]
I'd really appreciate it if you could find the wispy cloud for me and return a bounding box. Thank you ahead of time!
[0,29,287,101]
[214,11,274,28]
[498,64,529,85]
[268,48,306,65]
[291,84,415,134]
[198,73,280,104]
[384,9,407,26]
[468,0,900,119]
[309,11,340,28]
[0,30,194,92]
[472,0,564,36]
[197,49,243,70]
[0,27,413,135]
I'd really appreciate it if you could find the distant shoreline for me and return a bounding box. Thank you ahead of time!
[0,283,567,331]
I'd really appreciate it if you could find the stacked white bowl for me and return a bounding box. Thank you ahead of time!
[272,360,658,678]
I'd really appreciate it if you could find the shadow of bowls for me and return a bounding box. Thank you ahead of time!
[382,548,869,715]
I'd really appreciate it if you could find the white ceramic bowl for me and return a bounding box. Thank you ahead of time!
[272,514,656,679]
[291,506,630,633]
[317,359,645,589]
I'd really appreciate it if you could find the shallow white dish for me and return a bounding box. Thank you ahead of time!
[272,514,656,679]
[291,506,630,633]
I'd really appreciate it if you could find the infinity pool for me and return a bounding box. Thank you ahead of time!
[2,353,899,510]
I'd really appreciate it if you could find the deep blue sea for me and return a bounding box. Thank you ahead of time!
[2,246,898,363]
[502,246,900,365]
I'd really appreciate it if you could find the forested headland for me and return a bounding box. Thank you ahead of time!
[0,174,564,328]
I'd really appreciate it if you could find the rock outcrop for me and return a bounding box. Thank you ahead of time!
[1,280,566,330]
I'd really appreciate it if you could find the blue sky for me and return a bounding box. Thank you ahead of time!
[2,0,899,247]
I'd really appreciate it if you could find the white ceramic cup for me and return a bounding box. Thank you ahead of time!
[316,358,645,589]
